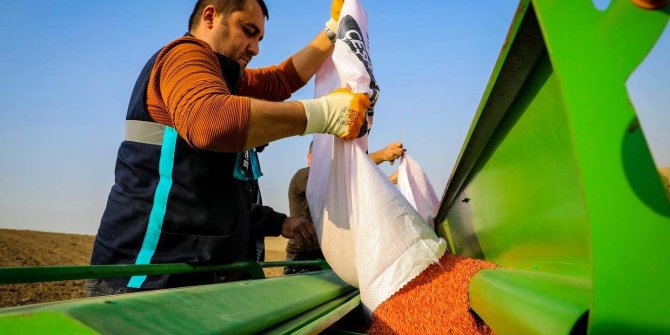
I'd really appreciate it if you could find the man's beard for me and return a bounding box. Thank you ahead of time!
[218,19,246,68]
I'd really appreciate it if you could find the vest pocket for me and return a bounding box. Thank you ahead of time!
[152,230,249,265]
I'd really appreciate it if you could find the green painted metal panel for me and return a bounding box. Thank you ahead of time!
[0,312,97,335]
[0,270,354,334]
[459,49,591,277]
[436,0,670,333]
[469,269,590,335]
[261,291,360,335]
[0,260,328,284]
[0,262,265,284]
[531,1,670,333]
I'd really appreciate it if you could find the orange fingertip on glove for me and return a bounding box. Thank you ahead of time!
[335,88,369,140]
[331,0,345,20]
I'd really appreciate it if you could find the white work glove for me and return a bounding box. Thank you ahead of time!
[299,88,370,139]
[325,18,338,33]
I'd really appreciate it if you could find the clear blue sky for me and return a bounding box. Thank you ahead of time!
[0,1,667,235]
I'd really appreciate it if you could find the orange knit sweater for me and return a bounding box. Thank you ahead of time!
[146,37,305,152]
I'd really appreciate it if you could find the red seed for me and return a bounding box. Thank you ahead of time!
[369,253,496,335]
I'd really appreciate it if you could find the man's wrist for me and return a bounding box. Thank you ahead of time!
[324,18,337,44]
[300,99,327,135]
[324,26,336,44]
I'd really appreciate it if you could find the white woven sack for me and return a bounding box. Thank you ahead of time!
[397,155,440,230]
[306,0,446,314]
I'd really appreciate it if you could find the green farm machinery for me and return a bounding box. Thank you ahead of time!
[1,1,669,333]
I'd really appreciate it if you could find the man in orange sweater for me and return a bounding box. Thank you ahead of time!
[88,0,368,295]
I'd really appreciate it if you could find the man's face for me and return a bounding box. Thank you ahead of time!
[212,0,265,68]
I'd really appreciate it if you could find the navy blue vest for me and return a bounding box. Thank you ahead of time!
[91,41,261,289]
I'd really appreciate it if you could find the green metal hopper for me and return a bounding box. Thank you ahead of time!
[1,1,669,334]
[436,0,670,334]
[0,262,363,334]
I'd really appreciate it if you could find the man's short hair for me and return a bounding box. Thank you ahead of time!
[188,0,269,31]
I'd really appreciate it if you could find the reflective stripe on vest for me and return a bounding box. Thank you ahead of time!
[125,120,166,145]
[127,126,178,288]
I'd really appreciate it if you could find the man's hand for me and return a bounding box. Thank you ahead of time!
[300,88,370,140]
[389,170,399,185]
[281,217,320,250]
[370,142,406,165]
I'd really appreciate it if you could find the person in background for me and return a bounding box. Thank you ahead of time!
[251,144,268,262]
[284,141,406,274]
[86,0,370,296]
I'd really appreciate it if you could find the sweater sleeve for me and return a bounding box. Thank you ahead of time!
[238,57,306,101]
[250,204,287,237]
[146,39,250,152]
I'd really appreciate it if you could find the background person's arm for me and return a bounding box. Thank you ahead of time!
[369,142,406,165]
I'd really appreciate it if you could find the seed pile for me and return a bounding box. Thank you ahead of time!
[369,253,496,334]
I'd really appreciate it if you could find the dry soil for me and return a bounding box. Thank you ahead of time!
[0,229,288,307]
